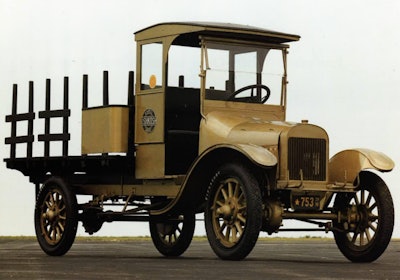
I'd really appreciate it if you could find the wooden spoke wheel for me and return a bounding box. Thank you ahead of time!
[149,213,195,257]
[34,177,78,256]
[333,171,394,262]
[205,163,262,260]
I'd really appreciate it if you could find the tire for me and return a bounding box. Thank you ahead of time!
[205,163,262,260]
[149,212,195,257]
[34,177,78,256]
[333,171,394,262]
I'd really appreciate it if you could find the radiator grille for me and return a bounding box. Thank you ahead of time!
[288,137,326,181]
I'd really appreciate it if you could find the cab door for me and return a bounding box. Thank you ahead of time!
[135,41,165,178]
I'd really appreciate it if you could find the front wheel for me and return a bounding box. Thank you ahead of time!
[205,163,262,260]
[34,177,78,256]
[333,171,394,262]
[149,213,195,257]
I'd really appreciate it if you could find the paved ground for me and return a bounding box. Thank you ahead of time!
[0,238,399,279]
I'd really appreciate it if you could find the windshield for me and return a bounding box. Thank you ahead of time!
[204,41,286,106]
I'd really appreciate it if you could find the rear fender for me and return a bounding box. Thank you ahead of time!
[150,144,277,216]
[329,148,394,184]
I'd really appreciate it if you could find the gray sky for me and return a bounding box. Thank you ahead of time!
[0,0,399,238]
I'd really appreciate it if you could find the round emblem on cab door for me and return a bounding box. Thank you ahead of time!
[142,109,157,133]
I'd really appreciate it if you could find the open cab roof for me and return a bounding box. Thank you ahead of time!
[134,22,300,45]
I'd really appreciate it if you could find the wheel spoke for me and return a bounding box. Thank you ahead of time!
[238,205,246,211]
[216,200,224,207]
[237,213,246,224]
[235,221,243,235]
[49,193,55,205]
[45,201,52,209]
[365,192,372,206]
[221,188,228,201]
[43,217,50,227]
[53,225,58,240]
[365,228,372,242]
[350,231,359,244]
[225,226,231,242]
[59,204,66,212]
[368,221,377,232]
[47,226,52,240]
[231,226,238,243]
[369,214,378,222]
[55,193,60,204]
[360,189,365,205]
[238,192,244,203]
[219,220,227,234]
[369,202,377,212]
[360,231,365,246]
[58,221,65,232]
[55,225,61,239]
[233,182,239,198]
[51,227,56,241]
[354,194,360,206]
[228,181,233,198]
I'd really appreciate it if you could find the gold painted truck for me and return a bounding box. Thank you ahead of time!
[4,22,395,262]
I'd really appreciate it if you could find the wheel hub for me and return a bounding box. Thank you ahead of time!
[342,204,372,232]
[217,198,239,224]
[45,209,59,222]
[357,205,370,231]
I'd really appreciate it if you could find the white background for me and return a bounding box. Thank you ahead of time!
[0,0,399,238]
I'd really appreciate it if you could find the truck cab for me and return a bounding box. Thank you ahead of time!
[133,22,299,179]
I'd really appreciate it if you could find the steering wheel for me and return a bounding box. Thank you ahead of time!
[227,84,271,104]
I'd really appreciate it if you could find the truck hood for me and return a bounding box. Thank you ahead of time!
[199,111,298,152]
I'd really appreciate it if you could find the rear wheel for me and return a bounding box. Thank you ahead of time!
[149,213,195,257]
[333,171,394,262]
[34,177,78,256]
[205,163,262,260]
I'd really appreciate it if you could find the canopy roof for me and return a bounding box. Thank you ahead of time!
[135,22,300,45]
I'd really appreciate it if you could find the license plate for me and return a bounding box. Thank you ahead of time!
[292,195,320,210]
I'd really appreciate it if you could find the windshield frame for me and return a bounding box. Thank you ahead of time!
[200,37,289,119]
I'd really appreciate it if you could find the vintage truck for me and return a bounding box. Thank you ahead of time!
[4,22,395,262]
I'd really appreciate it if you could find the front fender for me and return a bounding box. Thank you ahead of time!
[150,144,276,216]
[233,143,277,167]
[329,148,394,184]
